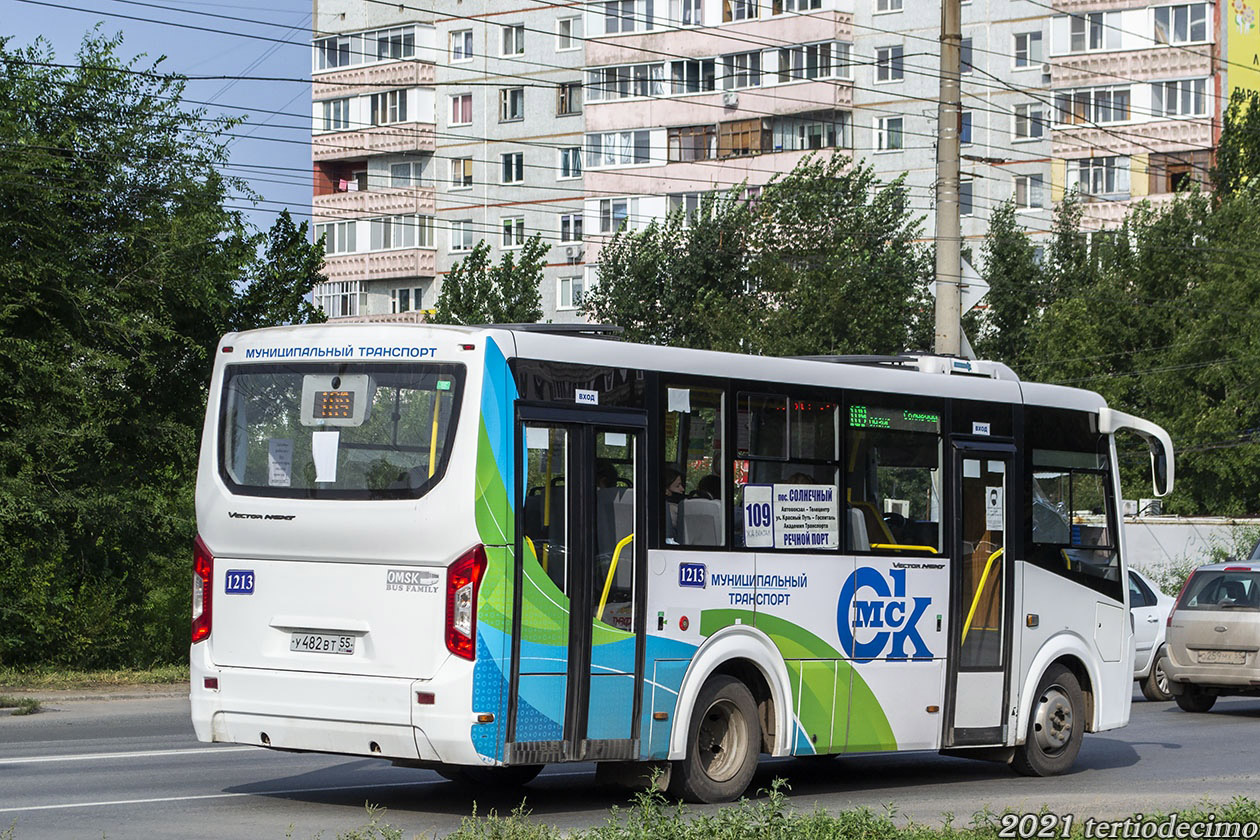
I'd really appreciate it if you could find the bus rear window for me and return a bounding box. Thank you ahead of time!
[219,363,464,499]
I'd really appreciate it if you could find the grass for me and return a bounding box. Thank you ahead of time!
[0,695,41,716]
[0,664,188,691]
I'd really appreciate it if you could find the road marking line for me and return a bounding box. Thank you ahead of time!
[0,770,591,815]
[0,746,258,766]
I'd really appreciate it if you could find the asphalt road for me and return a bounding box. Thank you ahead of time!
[2,690,1258,839]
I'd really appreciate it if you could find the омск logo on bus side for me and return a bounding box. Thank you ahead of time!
[836,568,933,662]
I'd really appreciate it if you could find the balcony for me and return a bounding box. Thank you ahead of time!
[1052,118,1213,157]
[322,248,436,281]
[312,60,435,99]
[312,186,436,221]
[586,79,853,131]
[1051,45,1211,89]
[313,122,436,161]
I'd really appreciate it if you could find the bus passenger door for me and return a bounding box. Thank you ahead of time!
[508,410,646,764]
[945,446,1014,747]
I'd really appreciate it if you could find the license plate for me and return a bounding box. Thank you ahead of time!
[1196,649,1245,665]
[290,632,355,655]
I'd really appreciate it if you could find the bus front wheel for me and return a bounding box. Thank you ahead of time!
[670,675,760,803]
[1012,664,1084,777]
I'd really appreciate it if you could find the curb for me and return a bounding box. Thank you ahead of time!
[0,684,191,704]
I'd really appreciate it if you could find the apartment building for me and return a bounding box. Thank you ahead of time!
[308,0,1236,320]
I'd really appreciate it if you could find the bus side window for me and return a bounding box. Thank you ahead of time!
[662,385,726,547]
[844,398,943,555]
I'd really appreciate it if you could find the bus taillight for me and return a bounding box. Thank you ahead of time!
[192,536,214,644]
[445,544,487,661]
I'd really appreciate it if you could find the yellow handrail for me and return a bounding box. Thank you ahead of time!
[427,393,441,478]
[596,533,635,622]
[961,547,1005,645]
[869,543,940,554]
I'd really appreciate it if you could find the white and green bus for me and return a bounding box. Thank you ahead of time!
[191,323,1173,803]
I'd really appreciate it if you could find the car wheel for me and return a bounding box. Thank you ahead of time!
[1174,689,1216,713]
[1012,664,1084,777]
[1140,647,1173,702]
[669,675,760,803]
[437,764,543,786]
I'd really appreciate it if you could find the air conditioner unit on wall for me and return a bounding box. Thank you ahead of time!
[722,91,739,108]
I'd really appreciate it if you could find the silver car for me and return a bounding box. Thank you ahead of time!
[1130,569,1174,701]
[1161,562,1260,712]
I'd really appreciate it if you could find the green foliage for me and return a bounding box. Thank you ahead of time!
[973,200,1044,367]
[233,209,329,332]
[432,235,546,325]
[0,695,41,715]
[1212,91,1260,198]
[584,153,931,355]
[0,33,330,667]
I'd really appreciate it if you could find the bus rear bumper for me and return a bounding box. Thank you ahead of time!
[191,651,481,765]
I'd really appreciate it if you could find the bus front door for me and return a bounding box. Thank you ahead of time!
[945,445,1015,747]
[508,410,646,764]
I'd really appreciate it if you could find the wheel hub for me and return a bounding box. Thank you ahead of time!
[697,698,747,782]
[1032,686,1073,753]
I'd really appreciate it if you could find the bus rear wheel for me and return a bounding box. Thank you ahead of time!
[670,675,760,804]
[1012,664,1084,777]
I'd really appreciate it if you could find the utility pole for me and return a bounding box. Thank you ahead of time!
[933,0,963,356]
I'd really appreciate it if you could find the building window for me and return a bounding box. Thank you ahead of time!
[723,0,759,21]
[450,157,473,189]
[668,124,717,161]
[1015,32,1043,67]
[960,111,972,144]
[315,220,356,254]
[558,276,585,309]
[672,0,702,25]
[670,59,716,94]
[501,24,525,56]
[1014,103,1047,139]
[501,216,526,248]
[668,191,705,226]
[313,280,362,318]
[557,81,583,115]
[1015,174,1046,209]
[313,26,417,71]
[1148,150,1211,193]
[390,286,424,314]
[501,152,525,184]
[772,111,851,151]
[600,197,638,232]
[605,0,653,33]
[961,38,973,73]
[370,214,433,250]
[557,16,581,50]
[877,116,904,150]
[450,29,473,62]
[390,161,423,188]
[370,90,407,126]
[717,118,770,157]
[722,51,763,89]
[315,35,354,71]
[586,63,666,101]
[877,0,903,11]
[775,0,822,11]
[1152,78,1207,116]
[449,93,472,126]
[560,213,584,242]
[960,180,974,216]
[778,42,834,82]
[450,220,476,252]
[1070,156,1130,196]
[1055,87,1131,124]
[1068,12,1120,52]
[876,46,904,82]
[320,98,350,132]
[374,26,415,60]
[586,130,652,167]
[1154,4,1207,44]
[559,147,583,179]
[500,88,525,121]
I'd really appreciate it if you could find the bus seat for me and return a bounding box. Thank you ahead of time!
[847,507,870,552]
[680,498,722,546]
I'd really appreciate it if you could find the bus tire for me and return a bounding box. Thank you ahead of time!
[669,675,759,803]
[436,764,543,787]
[1012,664,1084,777]
[1174,689,1216,713]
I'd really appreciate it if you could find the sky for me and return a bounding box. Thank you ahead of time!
[2,0,316,233]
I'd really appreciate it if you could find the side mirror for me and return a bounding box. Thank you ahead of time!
[1150,442,1169,498]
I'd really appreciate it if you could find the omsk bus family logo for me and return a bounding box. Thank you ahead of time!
[836,568,933,662]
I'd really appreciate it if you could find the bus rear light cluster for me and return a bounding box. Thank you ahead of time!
[445,545,487,661]
[192,535,214,644]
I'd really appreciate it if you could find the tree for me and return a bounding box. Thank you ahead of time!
[973,200,1045,367]
[432,234,546,324]
[1212,91,1260,198]
[585,152,932,356]
[0,33,324,667]
[232,210,328,332]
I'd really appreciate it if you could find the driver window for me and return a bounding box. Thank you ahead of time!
[662,384,725,546]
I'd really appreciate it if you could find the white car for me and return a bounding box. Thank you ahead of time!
[1130,569,1175,701]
